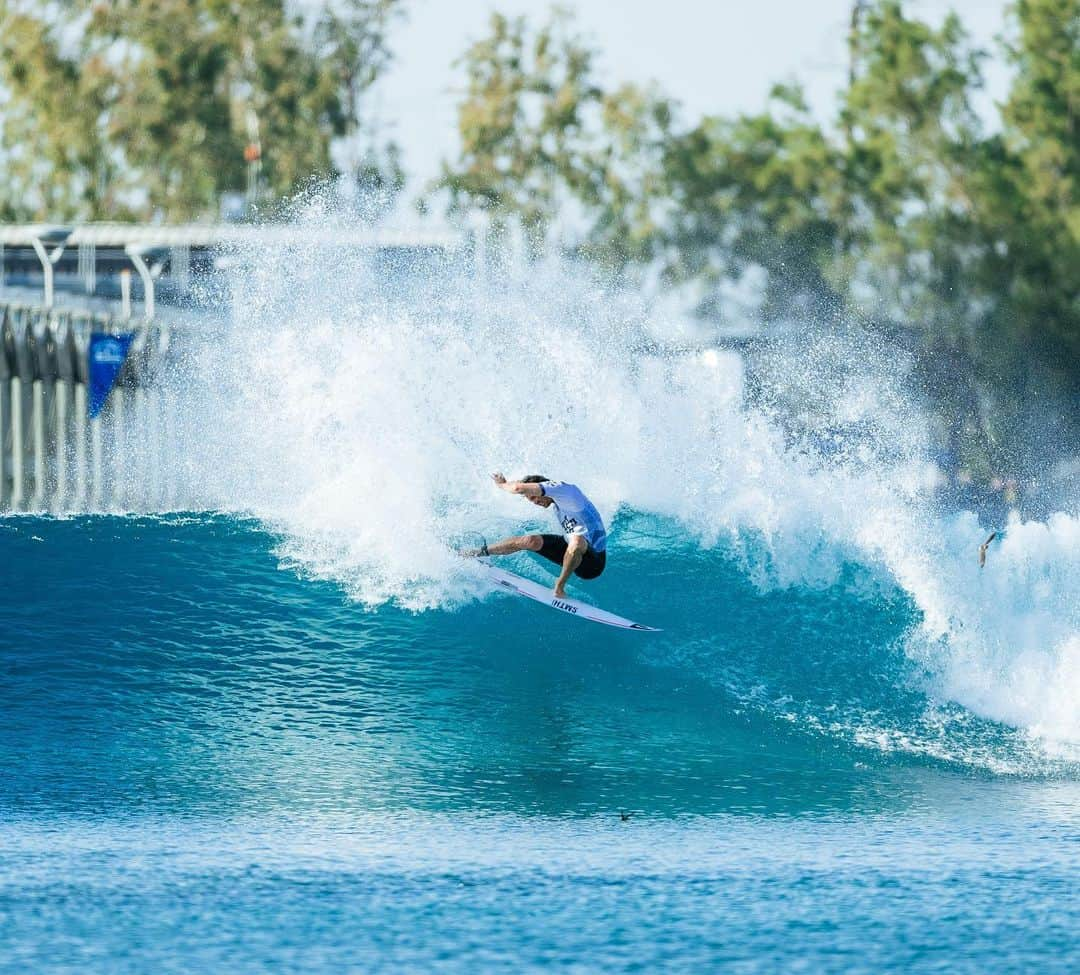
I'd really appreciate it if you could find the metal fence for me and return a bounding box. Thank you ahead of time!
[0,303,171,512]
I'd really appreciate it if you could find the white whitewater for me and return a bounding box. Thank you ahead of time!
[158,198,1079,757]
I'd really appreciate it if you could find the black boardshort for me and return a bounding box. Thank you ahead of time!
[536,534,607,579]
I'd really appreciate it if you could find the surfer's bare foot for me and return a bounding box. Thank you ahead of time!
[978,532,997,568]
[554,586,567,599]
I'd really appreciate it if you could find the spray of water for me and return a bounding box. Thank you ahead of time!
[156,194,1078,759]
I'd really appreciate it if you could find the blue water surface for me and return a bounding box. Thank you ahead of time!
[0,515,1077,973]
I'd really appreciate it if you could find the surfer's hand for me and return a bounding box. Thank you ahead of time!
[492,473,507,487]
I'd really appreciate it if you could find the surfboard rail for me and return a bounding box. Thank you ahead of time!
[481,563,661,632]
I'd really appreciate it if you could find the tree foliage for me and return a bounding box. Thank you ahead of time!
[659,84,850,321]
[439,1,1079,477]
[0,0,403,221]
[994,0,1080,358]
[437,9,672,267]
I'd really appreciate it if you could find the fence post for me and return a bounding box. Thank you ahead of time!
[10,376,24,511]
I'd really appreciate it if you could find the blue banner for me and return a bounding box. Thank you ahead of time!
[88,332,134,418]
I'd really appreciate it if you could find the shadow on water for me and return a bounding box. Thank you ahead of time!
[0,514,1045,820]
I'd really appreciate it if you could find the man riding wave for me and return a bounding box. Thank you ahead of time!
[467,474,607,599]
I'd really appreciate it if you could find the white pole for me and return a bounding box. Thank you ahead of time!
[30,238,54,310]
[54,379,70,511]
[0,378,7,509]
[120,270,132,320]
[126,251,156,320]
[163,388,176,509]
[74,382,88,509]
[147,388,161,511]
[10,376,24,511]
[30,379,46,510]
[91,415,103,510]
[133,385,146,511]
[112,388,125,510]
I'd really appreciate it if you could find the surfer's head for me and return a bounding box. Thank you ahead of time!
[522,474,554,507]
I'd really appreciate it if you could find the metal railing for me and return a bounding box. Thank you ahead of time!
[0,302,171,512]
[0,222,469,309]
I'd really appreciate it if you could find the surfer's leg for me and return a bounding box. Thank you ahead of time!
[484,534,544,556]
[533,534,569,568]
[553,535,587,597]
[573,548,606,579]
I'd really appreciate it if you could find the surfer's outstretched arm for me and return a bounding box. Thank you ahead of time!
[554,535,587,598]
[978,531,998,568]
[492,473,543,497]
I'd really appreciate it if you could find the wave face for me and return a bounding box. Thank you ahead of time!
[2,512,1077,968]
[125,202,1080,766]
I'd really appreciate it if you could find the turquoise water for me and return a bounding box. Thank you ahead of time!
[3,232,1079,970]
[2,514,1078,972]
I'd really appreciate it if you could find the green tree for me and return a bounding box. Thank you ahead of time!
[437,1,1079,484]
[994,0,1080,362]
[314,0,404,209]
[958,0,1080,477]
[660,3,988,328]
[0,0,404,221]
[659,84,849,321]
[837,2,1002,472]
[0,4,117,218]
[839,1,989,333]
[436,9,672,268]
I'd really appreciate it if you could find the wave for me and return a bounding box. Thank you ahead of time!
[142,199,1080,762]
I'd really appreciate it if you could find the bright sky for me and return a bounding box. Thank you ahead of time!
[373,0,1012,194]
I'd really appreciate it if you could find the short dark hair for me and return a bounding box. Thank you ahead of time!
[521,474,549,483]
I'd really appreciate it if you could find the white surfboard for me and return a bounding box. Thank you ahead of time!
[481,563,661,632]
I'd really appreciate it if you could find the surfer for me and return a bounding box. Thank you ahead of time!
[470,474,607,598]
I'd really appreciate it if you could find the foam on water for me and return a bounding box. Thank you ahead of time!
[155,200,1078,759]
